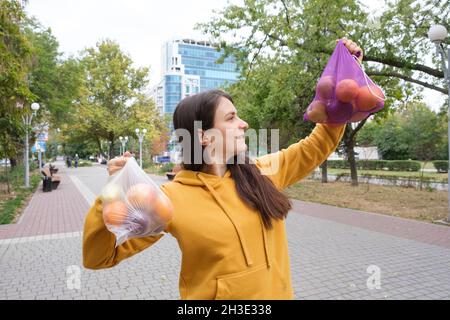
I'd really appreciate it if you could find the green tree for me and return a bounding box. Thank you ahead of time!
[358,102,444,163]
[197,0,449,186]
[0,0,34,168]
[358,116,410,160]
[67,40,165,158]
[402,103,443,190]
[24,19,83,128]
[402,103,441,159]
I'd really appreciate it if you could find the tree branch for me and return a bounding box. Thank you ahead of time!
[280,0,291,29]
[362,55,444,79]
[246,34,269,78]
[265,33,445,79]
[349,118,368,142]
[365,70,447,94]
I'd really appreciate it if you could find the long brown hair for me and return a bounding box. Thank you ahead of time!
[173,90,291,229]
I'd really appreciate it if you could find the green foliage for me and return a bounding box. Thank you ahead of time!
[0,163,41,224]
[0,0,35,161]
[62,139,97,159]
[386,160,421,172]
[358,102,445,161]
[0,171,41,224]
[358,116,410,160]
[432,160,448,173]
[327,159,421,171]
[64,40,167,158]
[197,0,448,188]
[1,5,83,163]
[160,162,175,173]
[144,162,175,176]
[402,102,443,161]
[227,57,316,147]
[77,160,92,167]
[0,0,33,101]
[24,18,84,127]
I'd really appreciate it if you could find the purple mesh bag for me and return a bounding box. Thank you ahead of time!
[303,40,385,125]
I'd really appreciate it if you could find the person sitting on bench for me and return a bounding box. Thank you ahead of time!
[41,166,61,190]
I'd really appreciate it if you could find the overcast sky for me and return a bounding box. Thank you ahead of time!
[25,0,446,112]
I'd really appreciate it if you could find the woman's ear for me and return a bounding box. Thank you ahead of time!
[197,128,209,146]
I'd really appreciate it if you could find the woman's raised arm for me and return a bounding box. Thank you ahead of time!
[254,123,346,190]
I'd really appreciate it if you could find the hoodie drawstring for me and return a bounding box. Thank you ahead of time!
[259,217,271,268]
[197,173,254,267]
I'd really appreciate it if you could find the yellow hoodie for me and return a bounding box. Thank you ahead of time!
[82,123,346,299]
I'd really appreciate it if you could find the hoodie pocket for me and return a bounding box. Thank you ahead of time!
[215,264,288,300]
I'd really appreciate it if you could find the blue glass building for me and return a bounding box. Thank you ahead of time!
[153,39,240,117]
[151,39,240,158]
[178,42,239,91]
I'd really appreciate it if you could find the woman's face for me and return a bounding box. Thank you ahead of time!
[201,97,248,164]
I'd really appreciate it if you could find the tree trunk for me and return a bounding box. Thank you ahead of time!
[347,142,359,186]
[9,157,17,168]
[4,160,10,194]
[320,160,328,183]
[95,137,102,157]
[419,160,430,191]
[343,125,361,187]
[109,139,114,159]
[95,137,107,159]
[3,147,10,194]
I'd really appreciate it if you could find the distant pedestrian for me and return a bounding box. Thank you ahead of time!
[74,154,79,168]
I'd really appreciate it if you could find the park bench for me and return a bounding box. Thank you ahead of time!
[41,166,61,191]
[166,172,176,180]
[166,164,181,181]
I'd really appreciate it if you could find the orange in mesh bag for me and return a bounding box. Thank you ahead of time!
[100,157,173,246]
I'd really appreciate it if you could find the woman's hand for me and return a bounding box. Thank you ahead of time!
[107,151,131,176]
[336,38,363,63]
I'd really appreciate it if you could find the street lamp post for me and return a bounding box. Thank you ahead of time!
[119,136,128,156]
[16,102,40,188]
[36,143,42,170]
[135,128,147,168]
[428,24,449,223]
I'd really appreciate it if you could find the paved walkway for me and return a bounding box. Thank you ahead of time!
[0,162,449,300]
[0,162,89,240]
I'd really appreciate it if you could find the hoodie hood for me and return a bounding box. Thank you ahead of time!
[173,169,232,187]
[172,169,271,268]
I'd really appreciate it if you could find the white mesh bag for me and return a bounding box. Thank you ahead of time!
[100,157,173,246]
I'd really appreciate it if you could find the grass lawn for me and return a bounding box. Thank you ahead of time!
[284,179,448,223]
[0,170,41,224]
[144,166,166,176]
[419,161,438,170]
[327,168,447,183]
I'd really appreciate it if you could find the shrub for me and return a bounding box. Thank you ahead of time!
[432,161,448,173]
[386,160,421,172]
[159,163,175,174]
[327,160,348,169]
[77,161,92,167]
[328,159,421,171]
[356,160,388,170]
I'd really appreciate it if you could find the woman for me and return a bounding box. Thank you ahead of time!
[83,39,363,300]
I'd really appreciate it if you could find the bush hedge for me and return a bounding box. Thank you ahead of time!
[327,160,421,172]
[432,161,448,173]
[77,160,92,167]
